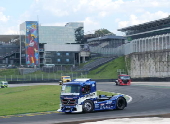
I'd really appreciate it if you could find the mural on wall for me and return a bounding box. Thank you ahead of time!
[25,21,39,67]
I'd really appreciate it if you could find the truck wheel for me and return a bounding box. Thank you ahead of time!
[59,81,62,85]
[115,80,119,86]
[116,97,126,110]
[83,100,94,113]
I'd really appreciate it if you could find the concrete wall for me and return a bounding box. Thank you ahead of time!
[126,50,170,78]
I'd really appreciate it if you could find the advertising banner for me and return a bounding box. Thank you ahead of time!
[25,21,39,67]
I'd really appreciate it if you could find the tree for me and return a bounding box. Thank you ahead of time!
[94,29,115,36]
[75,27,84,44]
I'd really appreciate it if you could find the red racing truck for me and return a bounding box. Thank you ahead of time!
[115,74,131,86]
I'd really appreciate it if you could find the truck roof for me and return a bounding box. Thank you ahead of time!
[119,74,130,76]
[63,80,96,86]
[73,78,91,82]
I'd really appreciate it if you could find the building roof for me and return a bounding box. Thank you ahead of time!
[0,35,20,42]
[118,16,170,32]
[87,35,126,42]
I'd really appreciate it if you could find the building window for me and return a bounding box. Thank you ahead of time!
[66,59,69,62]
[57,53,60,56]
[66,53,69,56]
[57,59,61,62]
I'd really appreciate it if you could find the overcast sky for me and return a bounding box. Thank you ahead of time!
[0,0,170,35]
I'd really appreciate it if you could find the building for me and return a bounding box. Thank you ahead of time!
[39,22,83,45]
[44,44,80,65]
[118,16,170,53]
[0,21,86,67]
[0,35,20,66]
[118,16,170,78]
[87,34,126,56]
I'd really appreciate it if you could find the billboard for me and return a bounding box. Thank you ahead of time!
[25,21,39,67]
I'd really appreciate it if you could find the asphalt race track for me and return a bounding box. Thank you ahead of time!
[1,82,170,124]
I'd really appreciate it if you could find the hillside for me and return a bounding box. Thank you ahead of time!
[87,56,127,79]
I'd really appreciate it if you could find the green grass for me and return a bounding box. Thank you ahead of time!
[0,85,117,116]
[87,56,127,79]
[0,85,61,116]
[0,69,19,75]
[0,56,127,79]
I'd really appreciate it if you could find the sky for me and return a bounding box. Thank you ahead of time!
[0,0,170,36]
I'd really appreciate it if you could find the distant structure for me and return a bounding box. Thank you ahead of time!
[0,21,89,67]
[118,16,170,78]
[118,16,170,53]
[87,34,126,56]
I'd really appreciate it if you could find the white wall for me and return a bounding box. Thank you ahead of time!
[44,44,81,52]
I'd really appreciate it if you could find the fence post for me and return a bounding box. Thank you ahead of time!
[11,75,12,81]
[17,75,18,81]
[35,74,37,81]
[5,75,6,81]
[72,72,73,80]
[42,74,43,80]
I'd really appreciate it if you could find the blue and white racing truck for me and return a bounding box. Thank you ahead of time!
[57,79,127,113]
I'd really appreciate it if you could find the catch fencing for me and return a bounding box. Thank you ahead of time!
[0,71,88,82]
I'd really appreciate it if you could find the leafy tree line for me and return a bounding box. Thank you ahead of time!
[75,28,115,44]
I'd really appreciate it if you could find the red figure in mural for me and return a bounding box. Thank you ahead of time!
[27,34,38,65]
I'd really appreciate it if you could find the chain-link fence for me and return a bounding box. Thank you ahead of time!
[0,71,88,82]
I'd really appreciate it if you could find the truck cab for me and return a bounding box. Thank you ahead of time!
[59,76,71,85]
[58,79,127,113]
[115,74,131,86]
[0,81,8,88]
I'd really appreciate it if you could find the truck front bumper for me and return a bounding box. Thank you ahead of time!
[57,104,83,113]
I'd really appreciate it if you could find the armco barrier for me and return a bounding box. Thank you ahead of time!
[8,79,116,84]
[92,79,116,82]
[132,77,170,82]
[8,80,60,84]
[7,77,170,84]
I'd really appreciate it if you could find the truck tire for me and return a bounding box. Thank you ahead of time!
[83,100,94,113]
[115,80,119,85]
[59,81,63,85]
[116,97,126,110]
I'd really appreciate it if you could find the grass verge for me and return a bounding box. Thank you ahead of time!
[87,56,127,79]
[0,85,117,116]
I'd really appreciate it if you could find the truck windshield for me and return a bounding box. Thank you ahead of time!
[120,76,130,79]
[61,85,80,93]
[63,77,70,79]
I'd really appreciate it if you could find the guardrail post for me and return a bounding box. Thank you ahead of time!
[35,74,37,80]
[42,74,43,80]
[72,73,73,80]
